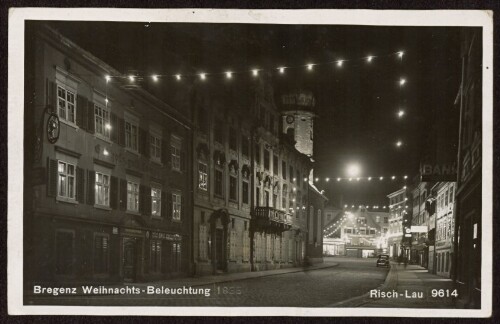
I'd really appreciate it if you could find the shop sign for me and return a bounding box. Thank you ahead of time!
[151,232,182,241]
[411,226,428,233]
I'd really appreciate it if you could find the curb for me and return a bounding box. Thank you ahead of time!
[26,263,340,299]
[328,262,398,308]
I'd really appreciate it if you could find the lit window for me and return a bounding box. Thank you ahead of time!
[95,172,110,206]
[151,187,161,216]
[172,193,182,221]
[198,162,208,191]
[58,161,75,200]
[125,120,138,151]
[127,181,139,212]
[94,104,110,139]
[57,85,76,124]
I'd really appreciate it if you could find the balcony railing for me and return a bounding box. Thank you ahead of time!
[253,206,293,232]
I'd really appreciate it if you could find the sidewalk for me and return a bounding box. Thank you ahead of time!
[332,263,458,308]
[26,262,339,297]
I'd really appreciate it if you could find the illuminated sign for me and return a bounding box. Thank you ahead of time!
[411,226,428,233]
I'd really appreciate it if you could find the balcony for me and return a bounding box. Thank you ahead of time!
[252,206,293,232]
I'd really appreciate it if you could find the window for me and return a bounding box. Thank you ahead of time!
[125,120,138,152]
[198,162,208,191]
[241,136,249,157]
[57,85,76,124]
[127,180,139,212]
[282,161,287,179]
[215,169,223,197]
[242,180,249,204]
[449,185,454,203]
[370,229,376,235]
[151,187,161,217]
[229,175,237,201]
[55,231,74,275]
[95,171,110,206]
[150,240,161,273]
[384,228,388,234]
[58,161,76,200]
[94,104,110,139]
[229,128,237,151]
[273,194,278,208]
[256,187,261,207]
[265,190,270,207]
[172,193,182,221]
[264,149,270,170]
[171,242,182,272]
[171,136,182,171]
[384,216,389,224]
[150,133,162,162]
[375,216,380,223]
[199,224,208,260]
[94,235,109,274]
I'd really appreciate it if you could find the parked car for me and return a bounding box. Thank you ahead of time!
[376,254,390,268]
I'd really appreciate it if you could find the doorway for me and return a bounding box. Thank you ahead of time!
[123,237,137,282]
[215,228,226,271]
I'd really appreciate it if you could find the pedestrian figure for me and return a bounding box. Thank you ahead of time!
[403,256,408,269]
[397,255,402,265]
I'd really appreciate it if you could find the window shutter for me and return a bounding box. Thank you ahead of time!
[118,117,125,146]
[139,185,147,214]
[161,139,169,165]
[47,157,58,197]
[180,146,186,171]
[144,186,151,215]
[76,167,85,203]
[87,101,95,134]
[161,190,167,218]
[76,95,88,130]
[167,192,173,219]
[139,128,149,157]
[47,80,56,113]
[110,176,118,209]
[86,170,95,205]
[119,179,127,210]
[110,113,118,143]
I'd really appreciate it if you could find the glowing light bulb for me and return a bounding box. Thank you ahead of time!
[337,178,341,181]
[400,78,406,86]
[307,64,314,71]
[200,73,206,80]
[368,177,372,181]
[105,75,111,82]
[398,51,404,58]
[380,177,384,180]
[398,110,405,118]
[129,75,135,82]
[315,177,319,182]
[252,69,259,76]
[326,177,330,182]
[391,176,396,180]
[152,75,159,82]
[367,56,373,62]
[404,175,408,179]
[103,148,109,156]
[337,60,343,67]
[175,74,181,80]
[396,141,403,147]
[105,123,111,130]
[279,67,285,74]
[226,71,232,79]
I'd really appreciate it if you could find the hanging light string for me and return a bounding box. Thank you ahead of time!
[310,175,410,183]
[103,50,405,81]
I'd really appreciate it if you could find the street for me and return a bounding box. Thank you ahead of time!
[28,257,388,307]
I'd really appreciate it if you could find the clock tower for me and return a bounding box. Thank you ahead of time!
[280,90,316,158]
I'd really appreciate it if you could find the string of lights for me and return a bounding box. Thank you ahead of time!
[309,175,410,183]
[103,50,405,82]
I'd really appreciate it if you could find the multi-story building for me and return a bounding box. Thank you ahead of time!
[387,187,408,260]
[324,207,389,258]
[433,182,456,278]
[190,79,324,275]
[409,181,432,267]
[24,24,193,285]
[453,28,482,308]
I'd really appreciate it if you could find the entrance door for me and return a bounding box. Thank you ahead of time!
[123,238,137,282]
[215,228,225,271]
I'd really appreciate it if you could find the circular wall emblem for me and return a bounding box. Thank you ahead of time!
[286,115,294,124]
[46,113,60,144]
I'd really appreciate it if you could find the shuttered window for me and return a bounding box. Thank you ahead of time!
[151,187,161,217]
[57,85,76,124]
[58,161,76,200]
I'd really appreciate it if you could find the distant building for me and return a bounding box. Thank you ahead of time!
[409,181,433,267]
[323,207,389,258]
[433,182,456,278]
[387,188,408,260]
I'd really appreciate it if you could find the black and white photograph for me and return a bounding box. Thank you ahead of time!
[7,8,493,317]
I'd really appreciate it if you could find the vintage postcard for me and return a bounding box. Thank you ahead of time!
[7,8,493,317]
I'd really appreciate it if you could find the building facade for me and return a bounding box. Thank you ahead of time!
[387,188,408,260]
[409,181,433,267]
[453,28,482,308]
[434,182,456,278]
[24,24,193,285]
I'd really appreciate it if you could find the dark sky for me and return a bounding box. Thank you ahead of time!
[46,21,465,207]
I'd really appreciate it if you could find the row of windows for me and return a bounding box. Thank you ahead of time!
[55,159,182,220]
[56,83,183,171]
[437,185,455,211]
[54,230,182,276]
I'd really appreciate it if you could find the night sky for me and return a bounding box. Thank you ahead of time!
[46,21,465,207]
